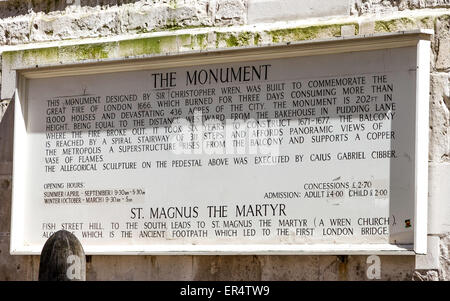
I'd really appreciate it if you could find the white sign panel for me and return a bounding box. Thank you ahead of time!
[11,35,430,254]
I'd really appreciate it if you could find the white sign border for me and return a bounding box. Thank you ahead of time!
[8,30,432,255]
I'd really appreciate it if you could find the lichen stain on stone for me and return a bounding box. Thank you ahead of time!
[119,37,163,57]
[267,23,357,43]
[215,31,258,48]
[161,19,183,31]
[253,33,261,45]
[336,255,349,281]
[169,0,178,10]
[70,43,110,60]
[21,46,59,65]
[3,14,447,70]
[1,179,9,189]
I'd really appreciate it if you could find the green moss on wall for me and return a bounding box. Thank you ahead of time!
[4,14,446,69]
[118,34,190,57]
[267,23,356,43]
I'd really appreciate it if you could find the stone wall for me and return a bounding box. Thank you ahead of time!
[0,0,448,280]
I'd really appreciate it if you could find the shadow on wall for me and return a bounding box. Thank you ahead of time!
[0,0,143,18]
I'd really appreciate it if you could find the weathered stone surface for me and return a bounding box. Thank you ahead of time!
[359,20,375,34]
[0,18,30,45]
[416,236,441,270]
[413,270,440,280]
[428,164,450,234]
[0,99,12,182]
[351,0,450,15]
[193,256,262,281]
[259,255,318,280]
[0,101,9,127]
[435,15,450,71]
[213,0,247,25]
[429,73,450,162]
[83,254,416,280]
[39,230,86,281]
[31,10,121,42]
[0,99,40,281]
[247,0,349,24]
[0,239,38,281]
[399,0,450,10]
[0,0,248,45]
[439,234,450,280]
[0,0,449,282]
[341,24,356,36]
[73,254,417,280]
[351,0,400,15]
[373,16,434,33]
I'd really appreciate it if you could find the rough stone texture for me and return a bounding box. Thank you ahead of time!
[0,0,448,46]
[416,236,441,269]
[0,1,448,45]
[0,102,7,122]
[39,230,86,281]
[413,269,440,280]
[351,0,450,15]
[259,255,416,281]
[440,234,450,279]
[247,0,350,24]
[213,0,247,25]
[429,74,450,162]
[82,254,417,280]
[428,164,450,234]
[359,20,375,34]
[0,100,39,281]
[0,0,247,45]
[0,0,449,281]
[435,15,450,71]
